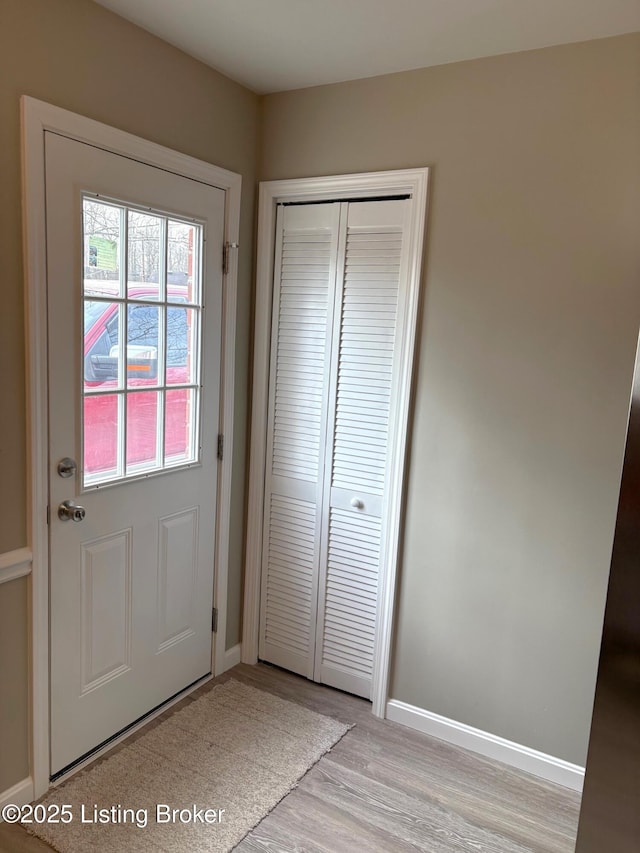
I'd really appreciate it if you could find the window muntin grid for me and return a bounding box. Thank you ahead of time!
[82,196,203,488]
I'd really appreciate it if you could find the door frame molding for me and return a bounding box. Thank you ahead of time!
[21,96,241,798]
[242,168,430,716]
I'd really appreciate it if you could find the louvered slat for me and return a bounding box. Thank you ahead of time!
[331,226,401,495]
[263,495,316,657]
[272,227,332,481]
[320,507,381,681]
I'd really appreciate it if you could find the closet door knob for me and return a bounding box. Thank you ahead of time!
[350,497,364,509]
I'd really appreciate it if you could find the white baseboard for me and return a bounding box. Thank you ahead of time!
[222,643,242,672]
[386,699,585,792]
[0,776,34,812]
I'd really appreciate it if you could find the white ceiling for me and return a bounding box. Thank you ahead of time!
[93,0,640,94]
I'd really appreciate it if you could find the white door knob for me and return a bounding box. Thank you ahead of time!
[350,497,364,509]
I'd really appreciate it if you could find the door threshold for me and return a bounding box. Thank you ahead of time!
[50,673,212,787]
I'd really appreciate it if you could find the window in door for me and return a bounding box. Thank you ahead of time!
[82,197,202,487]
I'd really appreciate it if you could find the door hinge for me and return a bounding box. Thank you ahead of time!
[46,505,50,525]
[217,433,224,461]
[222,241,239,275]
[212,607,218,633]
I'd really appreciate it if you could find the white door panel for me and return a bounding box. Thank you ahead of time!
[315,200,408,697]
[259,198,411,700]
[258,203,340,678]
[46,132,224,775]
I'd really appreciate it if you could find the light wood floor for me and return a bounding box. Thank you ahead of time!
[0,663,581,852]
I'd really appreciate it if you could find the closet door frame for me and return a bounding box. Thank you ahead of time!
[243,169,430,717]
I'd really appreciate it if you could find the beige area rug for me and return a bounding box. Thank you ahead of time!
[27,679,352,852]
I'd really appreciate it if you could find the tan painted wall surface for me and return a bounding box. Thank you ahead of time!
[260,34,640,765]
[0,577,29,792]
[0,0,259,791]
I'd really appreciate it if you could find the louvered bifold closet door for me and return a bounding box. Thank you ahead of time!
[315,199,410,698]
[259,203,340,677]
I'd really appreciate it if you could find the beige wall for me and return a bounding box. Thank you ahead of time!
[0,578,29,792]
[260,34,640,765]
[0,0,259,791]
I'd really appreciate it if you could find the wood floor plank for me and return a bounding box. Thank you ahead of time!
[298,757,536,853]
[238,786,428,853]
[326,730,578,852]
[0,663,581,852]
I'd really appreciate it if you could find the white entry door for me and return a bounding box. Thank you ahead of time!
[46,131,224,776]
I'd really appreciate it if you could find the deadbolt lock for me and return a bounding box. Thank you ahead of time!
[57,457,77,479]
